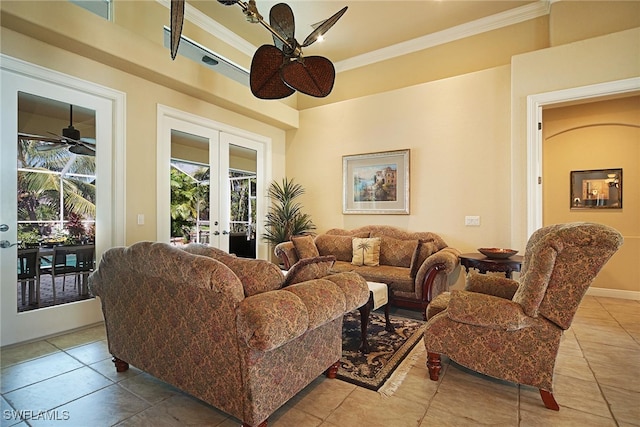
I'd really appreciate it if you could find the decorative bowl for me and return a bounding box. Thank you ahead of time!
[478,248,518,259]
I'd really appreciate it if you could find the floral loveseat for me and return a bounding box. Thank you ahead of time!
[275,225,460,316]
[89,242,369,427]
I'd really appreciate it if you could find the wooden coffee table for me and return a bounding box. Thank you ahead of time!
[358,281,393,353]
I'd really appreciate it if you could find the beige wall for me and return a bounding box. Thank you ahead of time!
[510,28,639,295]
[543,96,640,291]
[288,65,512,288]
[288,28,639,294]
[511,28,639,246]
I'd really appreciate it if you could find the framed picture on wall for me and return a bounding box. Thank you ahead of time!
[570,168,622,209]
[343,149,410,214]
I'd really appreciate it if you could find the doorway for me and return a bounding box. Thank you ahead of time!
[526,77,639,236]
[157,105,267,258]
[17,93,97,312]
[0,55,125,347]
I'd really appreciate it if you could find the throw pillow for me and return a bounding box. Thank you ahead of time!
[378,237,418,267]
[352,237,381,266]
[315,234,354,262]
[222,257,286,297]
[291,235,319,259]
[409,241,439,278]
[282,255,336,287]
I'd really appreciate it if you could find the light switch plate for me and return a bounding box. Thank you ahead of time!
[465,216,480,226]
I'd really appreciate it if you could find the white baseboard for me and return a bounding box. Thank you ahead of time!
[586,287,640,300]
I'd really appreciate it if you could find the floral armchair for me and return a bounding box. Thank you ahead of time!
[89,242,369,427]
[423,222,623,410]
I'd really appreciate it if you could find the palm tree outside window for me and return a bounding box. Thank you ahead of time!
[17,137,96,247]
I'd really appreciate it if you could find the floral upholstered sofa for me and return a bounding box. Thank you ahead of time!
[275,225,461,317]
[89,242,369,427]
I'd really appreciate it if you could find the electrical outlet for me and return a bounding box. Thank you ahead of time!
[465,216,480,226]
[137,214,145,225]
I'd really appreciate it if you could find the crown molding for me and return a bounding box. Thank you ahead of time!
[157,0,551,74]
[335,1,551,73]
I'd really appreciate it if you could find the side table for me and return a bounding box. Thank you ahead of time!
[358,281,393,353]
[459,253,524,279]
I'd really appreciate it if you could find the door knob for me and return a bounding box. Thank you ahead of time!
[0,240,20,249]
[0,224,9,232]
[222,231,229,235]
[213,231,220,236]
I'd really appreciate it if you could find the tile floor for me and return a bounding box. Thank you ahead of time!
[1,296,638,427]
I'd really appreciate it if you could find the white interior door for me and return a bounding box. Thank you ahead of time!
[1,56,124,347]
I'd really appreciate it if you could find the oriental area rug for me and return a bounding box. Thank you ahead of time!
[337,311,426,395]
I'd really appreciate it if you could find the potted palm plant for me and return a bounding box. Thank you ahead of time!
[263,178,316,246]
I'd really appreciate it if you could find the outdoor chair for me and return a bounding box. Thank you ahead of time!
[39,245,95,301]
[423,222,623,411]
[18,248,40,307]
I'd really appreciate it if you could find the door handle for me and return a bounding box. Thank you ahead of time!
[0,240,20,249]
[0,224,9,232]
[222,231,229,235]
[213,231,220,236]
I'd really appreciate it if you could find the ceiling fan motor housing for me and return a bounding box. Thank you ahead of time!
[63,125,80,141]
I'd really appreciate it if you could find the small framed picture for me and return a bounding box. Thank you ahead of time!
[570,168,622,209]
[343,149,410,214]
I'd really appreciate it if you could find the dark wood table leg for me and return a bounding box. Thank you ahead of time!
[358,294,373,354]
[384,287,393,332]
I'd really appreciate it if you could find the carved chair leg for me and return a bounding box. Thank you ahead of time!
[325,360,340,379]
[427,352,441,381]
[112,356,129,373]
[540,389,560,411]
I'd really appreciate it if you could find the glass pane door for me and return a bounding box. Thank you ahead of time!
[159,114,221,250]
[223,136,262,259]
[17,92,96,312]
[1,59,113,346]
[170,130,210,246]
[229,169,257,258]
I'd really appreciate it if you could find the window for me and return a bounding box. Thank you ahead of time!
[70,0,111,20]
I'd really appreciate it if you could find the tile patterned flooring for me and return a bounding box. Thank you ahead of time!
[1,296,638,426]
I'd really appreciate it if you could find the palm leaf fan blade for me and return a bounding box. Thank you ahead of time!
[250,45,295,99]
[281,57,335,97]
[302,6,348,47]
[170,0,185,60]
[269,2,295,52]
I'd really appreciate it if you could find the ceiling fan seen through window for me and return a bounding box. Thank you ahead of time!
[18,104,96,156]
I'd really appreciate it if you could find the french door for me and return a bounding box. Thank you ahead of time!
[0,55,124,346]
[157,106,267,258]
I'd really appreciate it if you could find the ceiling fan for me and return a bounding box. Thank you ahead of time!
[170,0,347,99]
[18,105,96,156]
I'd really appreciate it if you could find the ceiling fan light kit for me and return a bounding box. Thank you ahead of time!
[169,0,347,100]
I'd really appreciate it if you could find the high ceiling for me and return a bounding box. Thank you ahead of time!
[189,0,538,65]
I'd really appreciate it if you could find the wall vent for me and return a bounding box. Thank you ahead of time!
[163,26,249,87]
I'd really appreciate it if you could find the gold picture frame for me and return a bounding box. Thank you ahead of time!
[343,149,410,214]
[570,168,622,209]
